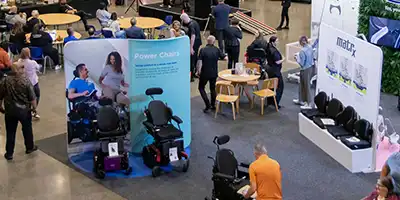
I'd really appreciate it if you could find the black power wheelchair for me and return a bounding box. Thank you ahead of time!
[141,87,189,177]
[93,98,132,179]
[205,135,252,200]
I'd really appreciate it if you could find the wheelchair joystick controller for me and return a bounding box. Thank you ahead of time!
[234,176,246,184]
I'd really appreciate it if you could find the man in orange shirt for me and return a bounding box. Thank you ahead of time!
[243,144,282,200]
[0,42,12,71]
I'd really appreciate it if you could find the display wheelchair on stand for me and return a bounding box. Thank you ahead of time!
[141,87,189,177]
[205,135,252,200]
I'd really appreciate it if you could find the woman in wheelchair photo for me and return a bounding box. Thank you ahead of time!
[99,51,130,107]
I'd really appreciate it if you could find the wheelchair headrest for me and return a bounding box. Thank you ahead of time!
[247,48,266,58]
[216,149,238,177]
[73,70,79,78]
[314,91,329,113]
[97,106,120,132]
[147,100,171,126]
[326,98,344,118]
[99,97,113,106]
[145,87,163,96]
[214,135,230,145]
[354,119,373,142]
[336,106,357,126]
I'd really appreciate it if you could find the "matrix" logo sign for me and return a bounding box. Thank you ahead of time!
[336,37,356,57]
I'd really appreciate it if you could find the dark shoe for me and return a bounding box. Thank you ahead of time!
[4,153,13,160]
[203,107,210,113]
[211,106,216,111]
[283,26,289,29]
[276,27,283,30]
[26,145,38,154]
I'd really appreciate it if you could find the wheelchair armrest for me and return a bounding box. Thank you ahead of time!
[214,172,235,181]
[143,121,155,131]
[171,115,183,124]
[239,162,250,168]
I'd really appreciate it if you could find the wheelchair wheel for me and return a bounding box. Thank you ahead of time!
[152,166,161,177]
[95,169,106,179]
[67,123,73,144]
[124,167,132,175]
[182,159,189,172]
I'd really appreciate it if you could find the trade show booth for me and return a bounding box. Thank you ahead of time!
[299,23,383,173]
[63,37,191,179]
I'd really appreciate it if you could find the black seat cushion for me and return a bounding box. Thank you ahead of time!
[155,124,183,140]
[340,119,373,150]
[327,106,358,138]
[301,91,329,119]
[98,130,126,139]
[327,126,353,139]
[216,148,238,177]
[313,98,344,129]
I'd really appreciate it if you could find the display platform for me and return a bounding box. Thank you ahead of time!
[298,113,373,173]
[69,147,191,178]
[138,2,252,30]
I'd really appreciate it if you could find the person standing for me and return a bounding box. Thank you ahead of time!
[196,36,226,113]
[212,0,231,54]
[224,18,242,69]
[181,13,202,82]
[0,63,38,160]
[18,48,41,119]
[293,36,314,109]
[266,36,285,108]
[242,143,282,200]
[277,0,291,30]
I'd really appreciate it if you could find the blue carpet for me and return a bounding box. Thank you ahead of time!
[69,148,191,178]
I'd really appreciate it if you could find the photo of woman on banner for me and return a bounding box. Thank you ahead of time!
[99,51,130,106]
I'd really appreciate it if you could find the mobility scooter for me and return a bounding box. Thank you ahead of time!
[141,87,189,177]
[205,135,251,200]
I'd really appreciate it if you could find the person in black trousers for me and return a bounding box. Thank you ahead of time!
[30,24,61,70]
[266,36,285,108]
[59,0,91,31]
[0,63,38,160]
[224,18,242,69]
[181,13,202,82]
[277,0,291,30]
[196,36,226,113]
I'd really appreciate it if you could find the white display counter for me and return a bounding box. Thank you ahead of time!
[298,113,373,173]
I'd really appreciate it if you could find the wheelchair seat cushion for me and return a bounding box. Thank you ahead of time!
[313,98,344,129]
[147,100,172,126]
[216,148,238,177]
[301,108,325,119]
[300,92,329,119]
[340,119,373,150]
[156,124,183,140]
[97,106,120,132]
[327,126,353,139]
[340,136,371,150]
[98,129,126,139]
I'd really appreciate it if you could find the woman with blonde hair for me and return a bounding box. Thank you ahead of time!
[18,47,41,119]
[9,22,26,53]
[169,20,185,38]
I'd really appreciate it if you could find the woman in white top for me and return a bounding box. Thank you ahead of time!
[169,20,185,38]
[18,47,41,119]
[107,12,126,38]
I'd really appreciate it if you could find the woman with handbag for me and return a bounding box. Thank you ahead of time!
[0,63,38,160]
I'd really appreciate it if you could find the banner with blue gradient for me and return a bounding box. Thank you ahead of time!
[128,37,191,153]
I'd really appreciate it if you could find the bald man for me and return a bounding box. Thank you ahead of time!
[196,36,226,112]
[5,6,26,25]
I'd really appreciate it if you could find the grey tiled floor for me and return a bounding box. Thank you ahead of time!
[0,0,310,199]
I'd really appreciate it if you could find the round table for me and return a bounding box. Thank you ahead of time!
[119,17,165,29]
[218,69,260,83]
[37,13,81,26]
[26,30,82,45]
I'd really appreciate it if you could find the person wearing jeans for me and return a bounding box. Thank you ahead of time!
[212,0,231,54]
[196,36,226,113]
[18,47,41,119]
[294,36,314,109]
[0,63,38,160]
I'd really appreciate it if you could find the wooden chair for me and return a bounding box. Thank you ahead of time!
[252,78,279,115]
[215,81,240,120]
[244,62,260,91]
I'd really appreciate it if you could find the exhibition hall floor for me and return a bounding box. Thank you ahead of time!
[1,0,399,200]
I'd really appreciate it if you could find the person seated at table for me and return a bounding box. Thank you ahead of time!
[86,27,100,39]
[0,42,12,73]
[25,10,45,33]
[169,20,185,38]
[107,12,125,38]
[64,27,78,44]
[125,17,146,39]
[59,0,91,31]
[9,22,27,53]
[5,6,26,25]
[68,63,96,101]
[96,2,111,28]
[30,24,61,70]
[99,51,130,106]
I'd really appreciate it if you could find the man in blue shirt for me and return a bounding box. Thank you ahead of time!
[96,2,111,28]
[125,17,146,39]
[68,64,96,100]
[212,0,230,54]
[64,27,78,45]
